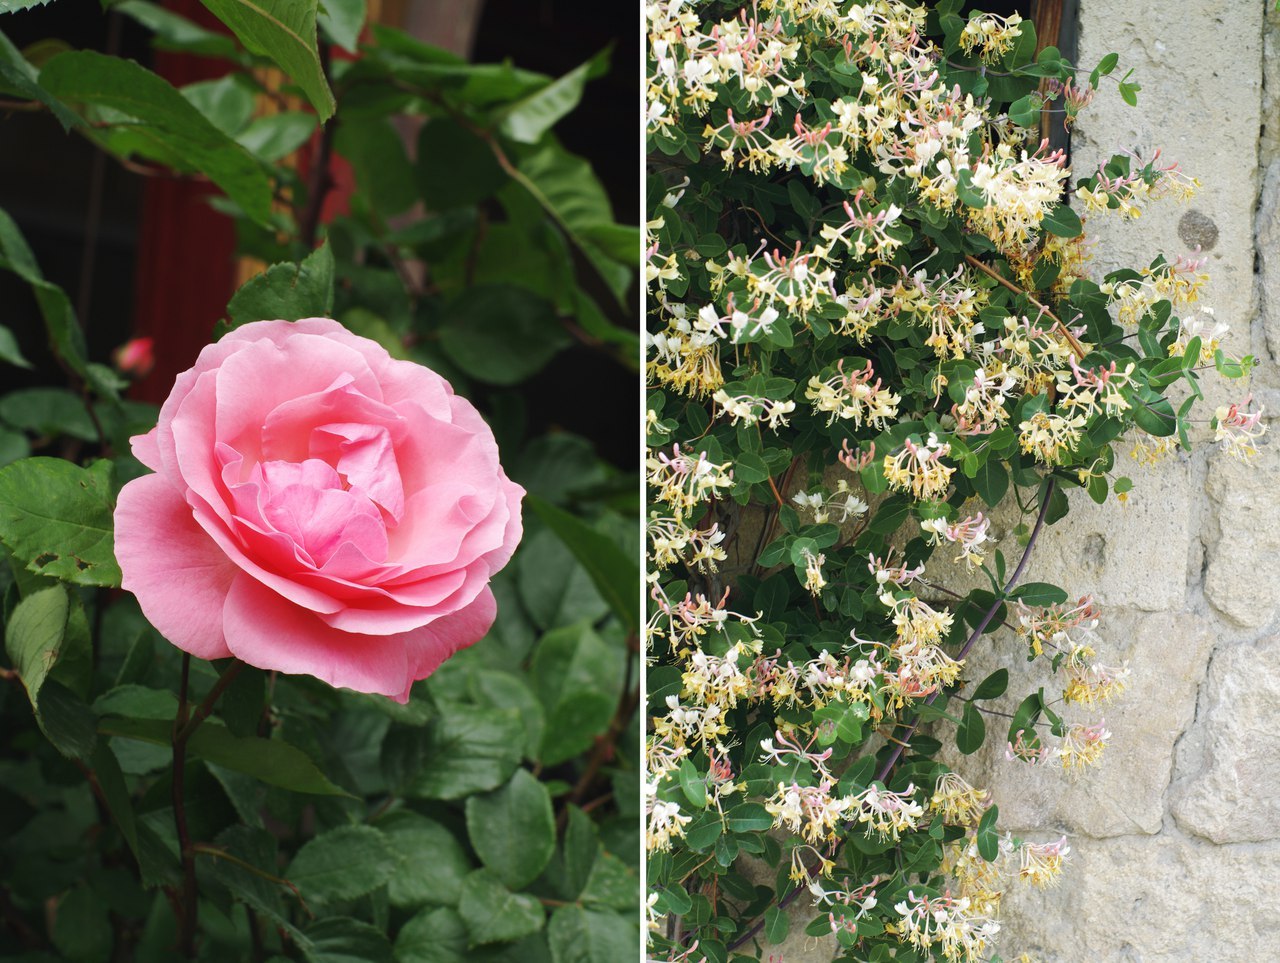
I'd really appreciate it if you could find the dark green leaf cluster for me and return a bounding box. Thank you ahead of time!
[0,5,639,961]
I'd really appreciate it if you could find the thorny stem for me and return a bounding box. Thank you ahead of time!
[191,845,313,918]
[723,478,1058,954]
[177,659,246,743]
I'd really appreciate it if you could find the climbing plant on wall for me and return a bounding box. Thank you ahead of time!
[644,2,1258,960]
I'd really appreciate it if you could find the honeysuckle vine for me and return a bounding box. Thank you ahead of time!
[644,2,1262,962]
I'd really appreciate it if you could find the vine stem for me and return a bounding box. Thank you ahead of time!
[962,254,1086,360]
[875,476,1057,781]
[724,478,1058,954]
[299,44,336,249]
[171,657,246,957]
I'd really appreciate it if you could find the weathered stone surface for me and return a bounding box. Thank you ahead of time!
[920,455,1195,614]
[993,835,1280,962]
[1259,159,1280,370]
[939,609,1213,838]
[1073,2,1263,370]
[1173,633,1280,842]
[1203,445,1280,627]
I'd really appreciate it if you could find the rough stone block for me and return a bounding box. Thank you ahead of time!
[1203,444,1280,627]
[994,835,1280,961]
[939,608,1212,837]
[1173,632,1280,842]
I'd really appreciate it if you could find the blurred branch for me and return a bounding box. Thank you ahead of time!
[300,44,337,249]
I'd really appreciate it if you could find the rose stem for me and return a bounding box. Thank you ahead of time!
[299,43,336,250]
[561,633,640,829]
[177,659,246,743]
[171,653,197,958]
[721,478,1058,954]
[170,657,247,956]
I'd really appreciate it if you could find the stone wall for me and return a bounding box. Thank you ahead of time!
[758,3,1279,960]
[995,2,1278,959]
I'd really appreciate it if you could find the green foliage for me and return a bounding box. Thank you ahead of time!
[224,239,336,328]
[0,12,636,963]
[198,0,335,120]
[645,2,1249,960]
[40,50,275,224]
[0,458,121,587]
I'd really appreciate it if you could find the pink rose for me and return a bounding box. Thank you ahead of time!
[113,319,524,701]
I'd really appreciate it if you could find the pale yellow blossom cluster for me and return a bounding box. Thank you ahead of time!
[939,826,1070,923]
[1101,254,1209,327]
[884,433,955,500]
[1169,309,1229,365]
[712,389,796,430]
[894,890,1000,962]
[1014,596,1099,659]
[805,359,901,427]
[1018,409,1085,466]
[1062,644,1130,706]
[646,444,734,519]
[852,783,925,840]
[958,11,1024,61]
[890,266,990,358]
[1056,358,1135,419]
[645,0,804,131]
[952,368,1016,435]
[966,143,1072,258]
[647,513,728,572]
[930,772,991,827]
[791,482,869,526]
[1057,720,1112,769]
[1075,149,1200,219]
[1214,397,1268,461]
[647,322,723,398]
[645,216,681,293]
[920,512,994,568]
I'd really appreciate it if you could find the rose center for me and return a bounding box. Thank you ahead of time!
[256,458,389,567]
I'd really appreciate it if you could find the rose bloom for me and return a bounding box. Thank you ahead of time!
[114,319,524,701]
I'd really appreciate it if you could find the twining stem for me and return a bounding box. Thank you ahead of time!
[962,254,1086,359]
[874,476,1057,781]
[723,479,1058,954]
[171,657,247,957]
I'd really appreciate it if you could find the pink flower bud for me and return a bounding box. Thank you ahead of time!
[113,337,155,378]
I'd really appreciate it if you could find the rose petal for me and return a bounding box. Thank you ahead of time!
[114,473,235,660]
[213,335,382,464]
[222,572,410,699]
[130,429,163,473]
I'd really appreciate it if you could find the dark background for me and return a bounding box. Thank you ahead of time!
[0,1,639,466]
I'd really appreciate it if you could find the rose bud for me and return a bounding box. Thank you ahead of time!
[113,336,156,378]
